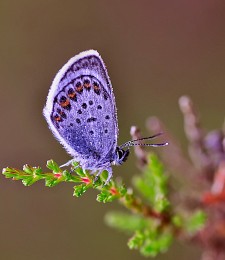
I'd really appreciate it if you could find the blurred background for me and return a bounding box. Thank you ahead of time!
[1,1,225,259]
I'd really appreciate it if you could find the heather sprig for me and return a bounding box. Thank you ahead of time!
[2,153,206,257]
[4,95,225,259]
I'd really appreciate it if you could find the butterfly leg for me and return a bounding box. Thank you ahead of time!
[60,160,81,174]
[104,167,113,185]
[60,159,79,168]
[94,170,102,182]
[93,167,113,185]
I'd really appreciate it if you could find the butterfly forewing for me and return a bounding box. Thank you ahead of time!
[43,50,118,167]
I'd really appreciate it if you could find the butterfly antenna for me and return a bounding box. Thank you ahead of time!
[119,132,168,149]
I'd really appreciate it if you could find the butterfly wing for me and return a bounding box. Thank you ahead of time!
[43,50,118,169]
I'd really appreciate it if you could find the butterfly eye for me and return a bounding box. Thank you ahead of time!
[117,149,124,160]
[114,148,130,166]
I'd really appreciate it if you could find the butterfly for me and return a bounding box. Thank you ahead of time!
[43,50,167,183]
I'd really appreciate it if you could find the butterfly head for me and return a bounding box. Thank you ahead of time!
[113,147,130,166]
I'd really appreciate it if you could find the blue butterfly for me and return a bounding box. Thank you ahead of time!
[43,50,167,183]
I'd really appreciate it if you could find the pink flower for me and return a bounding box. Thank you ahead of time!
[54,173,62,179]
[81,177,91,184]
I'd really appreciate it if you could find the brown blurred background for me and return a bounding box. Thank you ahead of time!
[1,1,225,259]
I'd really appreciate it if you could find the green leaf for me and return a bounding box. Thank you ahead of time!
[62,170,81,182]
[33,167,43,175]
[45,177,61,187]
[128,226,174,257]
[139,229,173,257]
[118,185,127,196]
[92,176,102,188]
[23,164,34,174]
[172,215,183,228]
[133,153,170,213]
[97,190,114,203]
[128,231,144,249]
[73,184,90,197]
[140,234,172,257]
[22,176,39,186]
[46,160,61,172]
[105,212,147,233]
[74,168,86,177]
[2,167,20,178]
[186,210,207,234]
[62,170,72,180]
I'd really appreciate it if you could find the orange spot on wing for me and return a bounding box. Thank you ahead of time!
[94,85,100,91]
[68,92,76,99]
[60,99,70,107]
[54,115,62,121]
[76,85,83,93]
[93,84,100,94]
[84,82,91,89]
